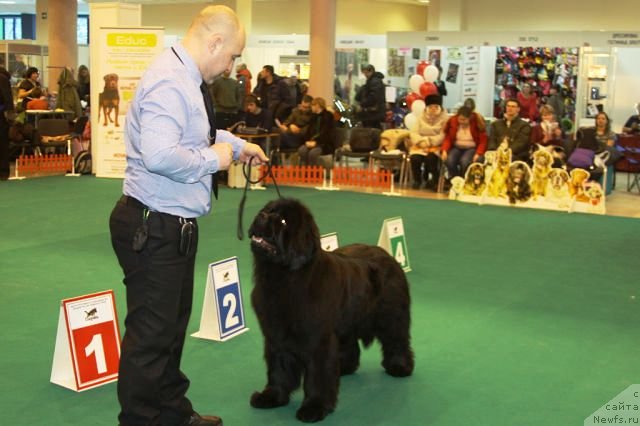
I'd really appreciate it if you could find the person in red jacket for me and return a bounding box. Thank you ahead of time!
[516,82,539,122]
[441,105,488,179]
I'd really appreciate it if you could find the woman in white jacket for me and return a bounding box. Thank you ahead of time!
[408,94,449,190]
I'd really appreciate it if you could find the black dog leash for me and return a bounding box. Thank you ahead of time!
[236,151,283,240]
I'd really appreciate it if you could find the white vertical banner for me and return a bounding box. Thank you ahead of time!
[95,27,164,178]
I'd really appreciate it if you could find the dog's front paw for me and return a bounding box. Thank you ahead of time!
[296,401,333,423]
[250,387,289,409]
[383,353,414,377]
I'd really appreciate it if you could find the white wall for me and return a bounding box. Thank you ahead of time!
[609,48,640,133]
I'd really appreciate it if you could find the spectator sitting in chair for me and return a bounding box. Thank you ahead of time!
[530,104,563,147]
[594,111,622,166]
[441,105,487,180]
[237,94,271,130]
[277,94,313,150]
[233,95,272,152]
[26,87,49,110]
[488,98,532,163]
[297,97,336,166]
[622,102,640,134]
[407,94,448,190]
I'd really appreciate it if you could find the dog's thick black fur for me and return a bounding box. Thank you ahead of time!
[248,198,414,423]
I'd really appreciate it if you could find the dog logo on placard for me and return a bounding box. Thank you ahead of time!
[98,73,120,127]
[84,308,98,321]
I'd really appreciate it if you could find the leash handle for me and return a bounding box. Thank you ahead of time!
[236,151,282,240]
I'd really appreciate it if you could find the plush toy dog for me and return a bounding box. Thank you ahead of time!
[584,181,604,207]
[448,176,465,200]
[462,163,487,196]
[506,161,532,204]
[569,168,590,203]
[486,146,511,198]
[546,168,571,207]
[531,148,553,199]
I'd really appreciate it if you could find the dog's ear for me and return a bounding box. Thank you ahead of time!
[104,75,109,82]
[285,201,320,270]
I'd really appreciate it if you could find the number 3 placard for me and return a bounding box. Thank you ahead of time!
[192,257,249,342]
[51,290,121,391]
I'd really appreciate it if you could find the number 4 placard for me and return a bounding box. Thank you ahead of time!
[377,217,411,272]
[50,290,121,392]
[192,257,249,342]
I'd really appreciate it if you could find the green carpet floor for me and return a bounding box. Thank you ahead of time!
[0,176,638,425]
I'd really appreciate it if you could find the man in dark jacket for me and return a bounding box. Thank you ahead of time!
[355,64,386,129]
[488,98,532,162]
[252,65,293,126]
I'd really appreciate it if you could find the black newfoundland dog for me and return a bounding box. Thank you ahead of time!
[248,198,414,423]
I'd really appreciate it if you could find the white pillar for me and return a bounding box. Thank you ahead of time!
[309,0,336,104]
[47,0,78,89]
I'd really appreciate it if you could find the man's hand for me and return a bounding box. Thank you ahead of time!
[290,124,301,134]
[305,141,317,149]
[441,151,448,161]
[211,143,233,171]
[239,142,269,165]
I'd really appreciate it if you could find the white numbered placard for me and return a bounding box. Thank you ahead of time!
[320,232,340,252]
[192,257,249,342]
[51,290,121,391]
[377,217,411,272]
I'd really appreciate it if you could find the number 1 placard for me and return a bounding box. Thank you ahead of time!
[192,257,249,342]
[377,217,411,272]
[50,290,121,391]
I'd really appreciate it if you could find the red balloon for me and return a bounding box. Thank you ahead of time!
[405,92,421,109]
[416,60,430,79]
[419,81,438,98]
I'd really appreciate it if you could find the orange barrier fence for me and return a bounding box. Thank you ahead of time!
[261,165,324,185]
[16,154,72,176]
[332,166,392,188]
[259,165,393,190]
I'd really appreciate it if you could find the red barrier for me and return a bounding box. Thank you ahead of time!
[15,154,72,177]
[332,167,391,188]
[261,165,324,185]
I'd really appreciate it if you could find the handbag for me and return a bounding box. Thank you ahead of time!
[567,147,595,169]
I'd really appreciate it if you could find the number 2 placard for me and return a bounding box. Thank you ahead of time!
[51,290,121,391]
[192,257,249,342]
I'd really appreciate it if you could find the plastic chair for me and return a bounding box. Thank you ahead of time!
[615,134,640,192]
[36,118,73,154]
[336,127,381,168]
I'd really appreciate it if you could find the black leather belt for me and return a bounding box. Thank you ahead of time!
[120,195,148,210]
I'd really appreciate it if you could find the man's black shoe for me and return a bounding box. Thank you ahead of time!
[183,412,223,426]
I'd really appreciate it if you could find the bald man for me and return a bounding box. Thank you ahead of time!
[109,6,267,426]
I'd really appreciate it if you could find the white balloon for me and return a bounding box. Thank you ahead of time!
[404,112,418,131]
[423,65,439,83]
[409,74,424,94]
[411,99,426,116]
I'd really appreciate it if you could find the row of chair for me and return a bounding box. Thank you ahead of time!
[9,117,87,158]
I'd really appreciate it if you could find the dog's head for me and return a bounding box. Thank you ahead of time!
[249,198,320,270]
[569,168,590,186]
[508,161,531,185]
[548,168,569,190]
[103,73,119,90]
[465,163,486,187]
[532,149,553,170]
